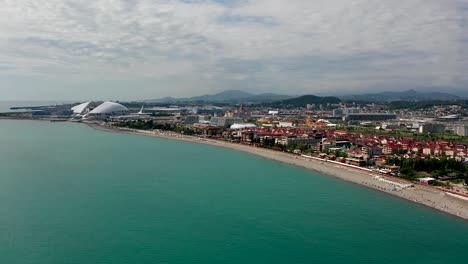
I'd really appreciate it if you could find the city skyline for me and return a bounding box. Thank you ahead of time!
[1,0,467,101]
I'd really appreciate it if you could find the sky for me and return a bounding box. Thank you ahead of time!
[0,0,467,101]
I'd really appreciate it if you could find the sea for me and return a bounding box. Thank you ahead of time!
[0,119,467,264]
[0,101,73,113]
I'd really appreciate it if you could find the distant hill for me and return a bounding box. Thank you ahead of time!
[341,89,461,102]
[271,95,341,107]
[188,90,253,102]
[145,90,292,103]
[251,93,294,102]
[146,96,177,103]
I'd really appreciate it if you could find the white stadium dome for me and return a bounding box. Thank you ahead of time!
[230,123,257,130]
[71,102,92,115]
[89,101,129,115]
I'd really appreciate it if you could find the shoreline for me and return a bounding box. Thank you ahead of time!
[1,118,467,220]
[85,121,468,221]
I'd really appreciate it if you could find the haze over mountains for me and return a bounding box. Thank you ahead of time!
[146,90,292,103]
[145,89,465,104]
[341,89,463,102]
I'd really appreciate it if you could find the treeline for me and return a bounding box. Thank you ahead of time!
[385,156,468,183]
[114,120,200,135]
[262,95,341,108]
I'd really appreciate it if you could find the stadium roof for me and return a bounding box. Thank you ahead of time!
[71,102,91,114]
[89,101,128,114]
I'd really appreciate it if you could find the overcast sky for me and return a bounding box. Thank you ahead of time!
[1,0,467,101]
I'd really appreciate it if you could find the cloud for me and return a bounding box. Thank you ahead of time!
[0,0,467,100]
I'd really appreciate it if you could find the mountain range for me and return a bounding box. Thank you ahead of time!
[145,89,465,104]
[145,90,292,103]
[340,89,463,102]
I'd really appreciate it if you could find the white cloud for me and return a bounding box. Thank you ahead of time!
[0,0,467,100]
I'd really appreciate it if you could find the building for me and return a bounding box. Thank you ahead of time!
[332,107,360,118]
[278,121,295,128]
[197,115,211,123]
[184,115,200,124]
[332,109,343,117]
[193,124,224,136]
[241,131,255,142]
[109,115,144,121]
[195,106,224,114]
[346,154,367,167]
[343,113,397,121]
[230,123,257,130]
[363,147,383,156]
[381,123,399,130]
[319,139,335,152]
[418,177,436,184]
[419,123,446,134]
[387,165,400,175]
[31,110,51,117]
[84,101,129,119]
[383,144,400,155]
[210,117,243,127]
[436,114,462,121]
[455,125,468,137]
[344,108,360,114]
[422,147,433,155]
[284,136,321,146]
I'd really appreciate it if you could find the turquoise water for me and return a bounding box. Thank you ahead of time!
[0,120,467,264]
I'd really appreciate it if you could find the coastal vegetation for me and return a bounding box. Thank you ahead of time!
[114,120,200,135]
[385,156,468,184]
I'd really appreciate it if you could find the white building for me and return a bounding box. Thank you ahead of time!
[419,123,446,134]
[84,101,129,119]
[230,123,257,130]
[278,121,295,128]
[210,117,243,127]
[454,125,468,137]
[418,177,436,184]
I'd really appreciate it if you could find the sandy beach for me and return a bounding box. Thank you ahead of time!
[87,121,468,220]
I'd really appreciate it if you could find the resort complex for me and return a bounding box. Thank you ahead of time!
[3,95,468,206]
